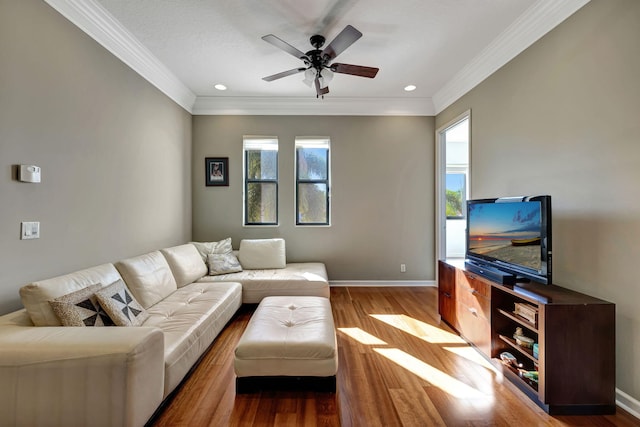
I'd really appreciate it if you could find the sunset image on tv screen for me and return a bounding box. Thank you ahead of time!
[468,201,542,271]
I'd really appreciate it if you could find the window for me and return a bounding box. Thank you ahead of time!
[295,137,330,225]
[243,136,278,225]
[445,171,466,219]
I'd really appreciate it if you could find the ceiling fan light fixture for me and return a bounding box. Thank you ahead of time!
[319,68,333,89]
[303,67,317,87]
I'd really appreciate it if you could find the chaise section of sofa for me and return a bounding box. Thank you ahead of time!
[195,238,330,303]
[200,262,330,303]
[0,309,165,427]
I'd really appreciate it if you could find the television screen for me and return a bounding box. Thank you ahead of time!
[466,196,551,284]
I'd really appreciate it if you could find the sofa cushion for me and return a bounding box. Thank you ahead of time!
[207,253,243,276]
[115,251,177,309]
[161,244,208,288]
[237,238,286,269]
[0,309,33,327]
[20,263,122,326]
[49,284,114,327]
[191,238,233,263]
[142,281,242,396]
[199,262,329,304]
[95,279,149,326]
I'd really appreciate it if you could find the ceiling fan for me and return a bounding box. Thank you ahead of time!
[261,25,379,98]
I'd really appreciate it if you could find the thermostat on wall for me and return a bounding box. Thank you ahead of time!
[18,165,41,183]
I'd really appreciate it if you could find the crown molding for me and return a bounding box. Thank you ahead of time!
[43,0,196,113]
[193,96,434,116]
[44,0,589,117]
[432,0,590,114]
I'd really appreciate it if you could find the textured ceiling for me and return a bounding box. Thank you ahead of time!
[46,0,588,114]
[95,0,533,99]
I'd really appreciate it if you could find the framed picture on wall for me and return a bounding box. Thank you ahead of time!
[205,157,229,186]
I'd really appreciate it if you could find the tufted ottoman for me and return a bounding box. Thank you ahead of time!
[234,296,338,392]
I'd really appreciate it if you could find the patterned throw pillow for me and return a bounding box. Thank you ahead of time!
[95,279,148,326]
[49,284,114,327]
[191,238,233,263]
[207,253,243,276]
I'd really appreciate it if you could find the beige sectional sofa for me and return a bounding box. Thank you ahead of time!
[0,238,329,427]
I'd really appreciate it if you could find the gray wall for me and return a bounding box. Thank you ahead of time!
[0,0,192,314]
[192,115,434,281]
[8,0,635,404]
[436,0,640,401]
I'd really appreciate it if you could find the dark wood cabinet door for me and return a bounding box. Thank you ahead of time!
[438,261,456,327]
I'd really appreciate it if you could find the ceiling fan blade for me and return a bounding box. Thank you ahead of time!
[314,77,330,97]
[314,0,356,35]
[332,63,379,78]
[262,34,308,60]
[262,67,306,82]
[323,25,362,60]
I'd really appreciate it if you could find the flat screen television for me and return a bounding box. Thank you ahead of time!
[465,195,552,285]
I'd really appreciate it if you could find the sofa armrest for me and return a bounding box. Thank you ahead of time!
[0,326,165,427]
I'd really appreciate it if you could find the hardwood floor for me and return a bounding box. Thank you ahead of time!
[149,287,639,426]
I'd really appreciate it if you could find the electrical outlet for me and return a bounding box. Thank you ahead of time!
[21,221,40,240]
[400,263,406,273]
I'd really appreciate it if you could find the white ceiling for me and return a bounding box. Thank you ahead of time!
[44,0,589,115]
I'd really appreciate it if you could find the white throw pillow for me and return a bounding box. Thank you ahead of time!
[237,238,286,270]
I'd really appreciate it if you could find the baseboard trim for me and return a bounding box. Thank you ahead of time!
[329,280,436,287]
[617,388,640,419]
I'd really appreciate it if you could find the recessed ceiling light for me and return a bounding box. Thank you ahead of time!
[214,84,227,91]
[404,85,417,92]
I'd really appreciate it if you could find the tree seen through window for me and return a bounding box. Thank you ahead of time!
[244,138,278,225]
[296,139,330,225]
[446,173,465,219]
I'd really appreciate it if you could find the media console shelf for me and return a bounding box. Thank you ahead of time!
[438,259,615,415]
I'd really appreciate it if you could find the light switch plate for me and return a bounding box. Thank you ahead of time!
[21,221,40,239]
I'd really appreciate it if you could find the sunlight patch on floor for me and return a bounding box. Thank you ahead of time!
[336,318,494,407]
[370,314,466,344]
[374,348,492,401]
[443,346,499,373]
[338,327,388,345]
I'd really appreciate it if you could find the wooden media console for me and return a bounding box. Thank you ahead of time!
[438,259,616,415]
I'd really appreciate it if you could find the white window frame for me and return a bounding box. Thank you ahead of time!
[242,136,279,227]
[436,111,471,265]
[295,137,331,227]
